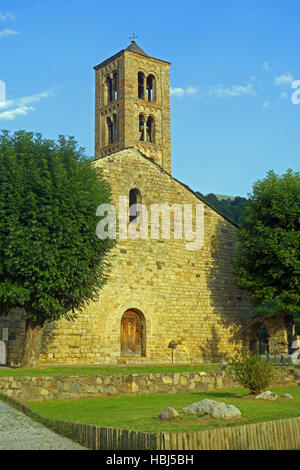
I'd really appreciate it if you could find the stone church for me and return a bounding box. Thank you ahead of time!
[1,40,293,366]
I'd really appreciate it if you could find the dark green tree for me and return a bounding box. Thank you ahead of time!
[0,131,115,367]
[196,192,247,225]
[233,169,300,322]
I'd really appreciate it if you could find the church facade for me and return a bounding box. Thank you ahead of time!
[1,41,293,366]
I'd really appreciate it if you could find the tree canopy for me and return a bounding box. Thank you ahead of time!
[196,192,247,225]
[233,169,300,321]
[0,130,115,366]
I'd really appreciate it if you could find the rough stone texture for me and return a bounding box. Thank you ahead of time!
[280,393,293,399]
[182,399,217,416]
[211,403,241,419]
[158,407,179,420]
[182,399,241,419]
[256,391,278,400]
[0,400,86,450]
[279,393,293,399]
[0,368,297,403]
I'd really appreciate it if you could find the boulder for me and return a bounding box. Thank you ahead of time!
[255,391,278,400]
[211,403,241,419]
[279,393,293,399]
[219,361,228,370]
[182,399,241,419]
[182,399,218,416]
[158,407,179,420]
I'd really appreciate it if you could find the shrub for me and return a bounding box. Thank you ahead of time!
[230,352,274,395]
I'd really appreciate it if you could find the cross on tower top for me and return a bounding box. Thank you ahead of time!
[130,33,138,42]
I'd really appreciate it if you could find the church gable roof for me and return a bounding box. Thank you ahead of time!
[94,148,239,228]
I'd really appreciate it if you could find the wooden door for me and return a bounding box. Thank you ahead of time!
[121,310,142,356]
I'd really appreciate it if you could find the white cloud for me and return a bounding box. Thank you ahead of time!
[0,106,34,121]
[0,12,16,22]
[170,87,184,97]
[171,82,256,99]
[262,101,270,108]
[0,89,55,120]
[274,72,294,87]
[262,62,272,72]
[185,86,198,95]
[209,83,256,98]
[0,28,19,38]
[170,86,198,97]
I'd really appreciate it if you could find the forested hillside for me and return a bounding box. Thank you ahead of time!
[196,192,247,225]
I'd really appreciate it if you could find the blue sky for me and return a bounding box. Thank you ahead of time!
[0,0,299,197]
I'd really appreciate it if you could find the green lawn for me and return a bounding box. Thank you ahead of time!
[0,364,218,377]
[27,386,300,433]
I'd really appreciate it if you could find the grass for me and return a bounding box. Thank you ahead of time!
[26,386,300,434]
[0,364,219,377]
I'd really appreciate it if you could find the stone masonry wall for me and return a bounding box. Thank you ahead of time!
[38,149,253,365]
[0,148,255,365]
[0,368,298,403]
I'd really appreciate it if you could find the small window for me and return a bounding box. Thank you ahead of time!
[129,188,142,223]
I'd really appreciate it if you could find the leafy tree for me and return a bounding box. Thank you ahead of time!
[196,192,247,224]
[0,130,115,367]
[233,169,300,322]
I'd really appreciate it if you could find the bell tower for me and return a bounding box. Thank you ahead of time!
[94,40,172,174]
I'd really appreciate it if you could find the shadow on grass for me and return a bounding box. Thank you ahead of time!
[186,391,245,399]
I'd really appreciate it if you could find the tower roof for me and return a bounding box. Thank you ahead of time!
[94,41,171,70]
[125,40,149,57]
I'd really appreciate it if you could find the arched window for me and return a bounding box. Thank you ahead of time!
[146,74,156,102]
[113,113,118,141]
[146,116,155,143]
[139,114,145,141]
[106,114,118,145]
[138,72,145,100]
[129,188,142,223]
[106,117,113,144]
[113,71,118,100]
[106,76,113,103]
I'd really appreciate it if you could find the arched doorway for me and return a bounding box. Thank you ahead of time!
[121,309,146,357]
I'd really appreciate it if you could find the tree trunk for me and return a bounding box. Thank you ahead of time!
[20,319,45,368]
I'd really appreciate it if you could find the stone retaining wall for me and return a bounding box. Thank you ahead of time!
[0,368,299,402]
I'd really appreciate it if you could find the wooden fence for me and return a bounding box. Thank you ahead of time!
[1,393,300,450]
